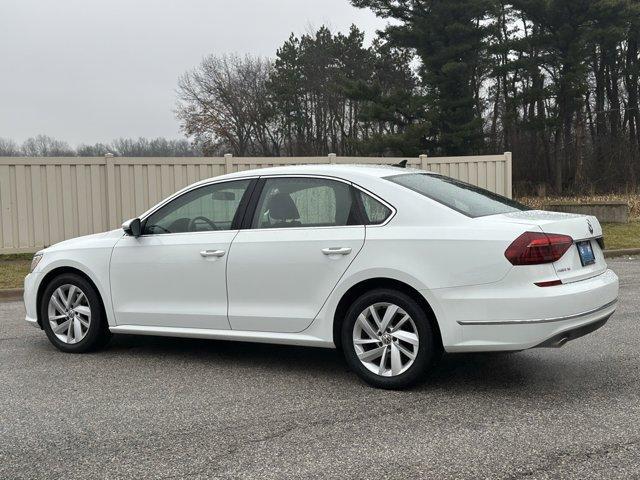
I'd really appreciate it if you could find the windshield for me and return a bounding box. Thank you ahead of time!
[386,173,529,218]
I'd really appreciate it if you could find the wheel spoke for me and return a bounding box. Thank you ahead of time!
[369,306,382,329]
[391,330,419,346]
[53,319,71,334]
[73,305,91,317]
[49,314,66,321]
[391,314,411,332]
[379,304,399,332]
[73,317,83,340]
[354,338,379,345]
[395,341,416,360]
[390,343,402,375]
[357,314,378,340]
[66,285,77,307]
[357,345,387,362]
[378,346,389,375]
[57,287,69,308]
[66,319,74,343]
[72,292,85,308]
[78,317,90,328]
[50,294,65,315]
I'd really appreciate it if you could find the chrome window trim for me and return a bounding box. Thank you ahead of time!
[136,173,397,237]
[135,229,242,239]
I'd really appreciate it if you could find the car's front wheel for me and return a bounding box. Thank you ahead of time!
[341,289,439,389]
[40,273,111,353]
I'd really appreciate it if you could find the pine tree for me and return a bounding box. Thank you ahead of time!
[351,0,492,155]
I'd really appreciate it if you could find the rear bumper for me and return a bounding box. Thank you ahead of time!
[533,314,611,348]
[433,268,619,352]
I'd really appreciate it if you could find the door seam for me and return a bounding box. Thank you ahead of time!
[225,229,242,330]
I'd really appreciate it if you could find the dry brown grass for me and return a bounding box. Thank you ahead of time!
[0,255,31,290]
[600,222,640,249]
[517,193,640,219]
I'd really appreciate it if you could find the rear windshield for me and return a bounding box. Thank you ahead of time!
[386,173,529,218]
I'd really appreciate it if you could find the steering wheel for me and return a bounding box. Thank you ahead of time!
[188,216,218,232]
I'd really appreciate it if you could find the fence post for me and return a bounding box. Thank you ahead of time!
[105,153,117,229]
[419,154,429,172]
[328,153,336,164]
[224,153,233,174]
[504,151,513,199]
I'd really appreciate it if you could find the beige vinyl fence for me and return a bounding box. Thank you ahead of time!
[0,152,512,254]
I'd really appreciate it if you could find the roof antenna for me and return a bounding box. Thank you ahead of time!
[392,159,408,168]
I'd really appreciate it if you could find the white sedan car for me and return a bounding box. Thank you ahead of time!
[24,164,619,388]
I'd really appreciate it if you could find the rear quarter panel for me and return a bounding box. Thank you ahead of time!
[310,220,530,348]
[357,224,524,290]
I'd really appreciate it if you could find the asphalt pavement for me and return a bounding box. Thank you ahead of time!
[1,257,639,479]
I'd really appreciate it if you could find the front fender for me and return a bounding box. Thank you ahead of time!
[32,251,116,327]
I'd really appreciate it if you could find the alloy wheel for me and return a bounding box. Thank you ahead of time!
[47,284,91,344]
[352,302,419,377]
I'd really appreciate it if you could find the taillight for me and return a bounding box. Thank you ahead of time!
[505,231,573,265]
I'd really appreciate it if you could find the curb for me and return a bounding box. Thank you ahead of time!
[0,249,638,303]
[0,288,23,302]
[604,248,640,258]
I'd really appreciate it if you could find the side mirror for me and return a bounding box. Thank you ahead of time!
[122,218,142,237]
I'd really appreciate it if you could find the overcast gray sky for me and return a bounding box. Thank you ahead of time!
[0,0,386,145]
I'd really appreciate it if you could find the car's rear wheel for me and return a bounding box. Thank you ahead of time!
[341,289,438,389]
[40,273,111,353]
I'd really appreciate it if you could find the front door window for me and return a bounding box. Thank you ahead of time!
[144,180,251,234]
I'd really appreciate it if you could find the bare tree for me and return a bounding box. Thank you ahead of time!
[0,138,22,156]
[176,54,277,156]
[76,143,112,156]
[21,134,76,156]
[110,137,201,157]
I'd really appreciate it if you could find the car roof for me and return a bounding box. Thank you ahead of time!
[210,163,423,182]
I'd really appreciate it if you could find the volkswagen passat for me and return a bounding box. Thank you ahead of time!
[24,165,619,388]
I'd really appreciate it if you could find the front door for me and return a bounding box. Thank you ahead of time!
[227,176,366,333]
[110,178,253,329]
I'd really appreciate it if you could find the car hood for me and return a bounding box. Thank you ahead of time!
[42,229,124,253]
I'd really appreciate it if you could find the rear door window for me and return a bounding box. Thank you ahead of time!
[251,177,360,229]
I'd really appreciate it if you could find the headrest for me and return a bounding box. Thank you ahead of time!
[266,192,300,220]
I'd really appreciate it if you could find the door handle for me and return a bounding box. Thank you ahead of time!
[321,247,352,256]
[200,249,225,258]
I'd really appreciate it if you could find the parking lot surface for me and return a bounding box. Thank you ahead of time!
[1,257,639,479]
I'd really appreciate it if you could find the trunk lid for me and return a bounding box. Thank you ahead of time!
[482,210,607,283]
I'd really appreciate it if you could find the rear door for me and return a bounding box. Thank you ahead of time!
[227,176,365,333]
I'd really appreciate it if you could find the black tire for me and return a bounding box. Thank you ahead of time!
[40,273,112,353]
[341,288,439,389]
